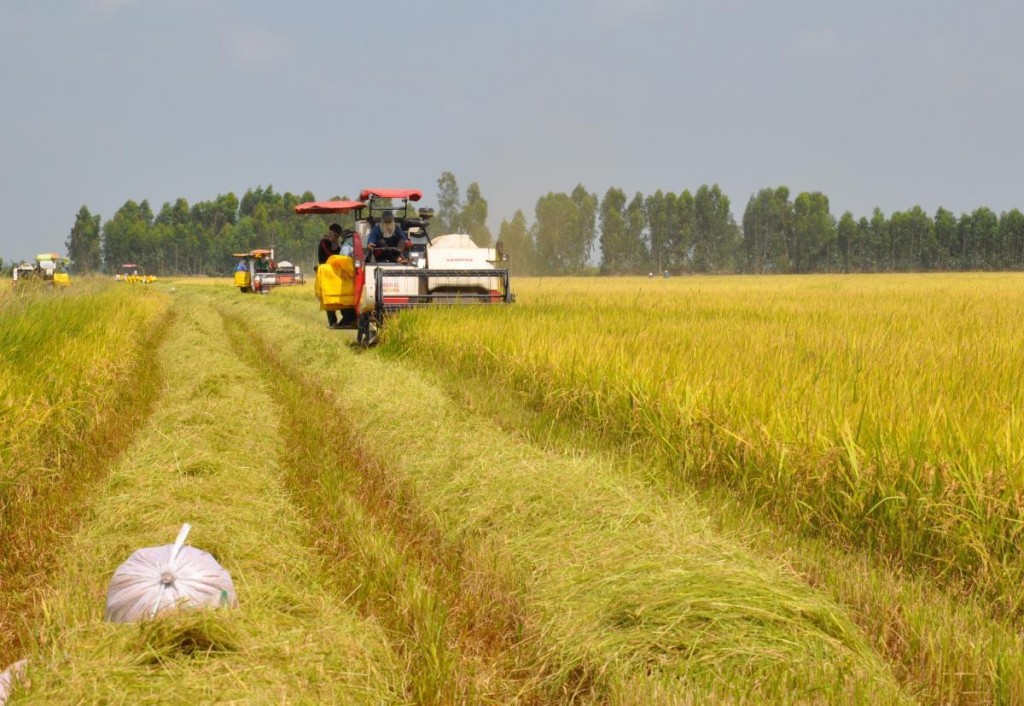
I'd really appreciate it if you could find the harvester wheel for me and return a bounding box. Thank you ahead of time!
[356,314,378,347]
[239,287,248,293]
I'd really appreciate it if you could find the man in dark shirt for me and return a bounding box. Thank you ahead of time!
[318,223,343,265]
[318,223,343,328]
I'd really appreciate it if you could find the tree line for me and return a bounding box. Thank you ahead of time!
[503,183,1024,275]
[47,173,1024,277]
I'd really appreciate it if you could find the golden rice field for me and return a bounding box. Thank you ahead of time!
[385,274,1024,610]
[1,274,1022,704]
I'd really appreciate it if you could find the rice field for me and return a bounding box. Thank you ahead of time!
[384,274,1024,610]
[1,274,1022,704]
[0,279,168,661]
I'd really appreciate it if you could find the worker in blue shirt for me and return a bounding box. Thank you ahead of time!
[366,211,408,262]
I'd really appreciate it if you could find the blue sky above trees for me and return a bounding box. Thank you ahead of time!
[2,0,1022,262]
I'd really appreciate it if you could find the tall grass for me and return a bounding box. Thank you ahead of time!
[0,281,169,664]
[383,274,1024,614]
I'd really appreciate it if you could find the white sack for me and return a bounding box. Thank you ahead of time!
[0,659,28,706]
[105,525,237,623]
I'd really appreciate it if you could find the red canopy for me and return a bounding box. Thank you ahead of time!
[358,188,422,202]
[294,200,366,215]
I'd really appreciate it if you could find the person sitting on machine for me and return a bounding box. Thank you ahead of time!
[366,211,408,263]
[254,254,271,273]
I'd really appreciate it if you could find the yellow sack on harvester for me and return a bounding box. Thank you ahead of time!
[315,254,355,311]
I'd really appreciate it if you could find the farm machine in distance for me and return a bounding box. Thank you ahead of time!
[12,253,70,286]
[296,188,513,345]
[233,249,305,294]
[115,264,157,283]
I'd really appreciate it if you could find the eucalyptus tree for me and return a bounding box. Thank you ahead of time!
[868,207,888,272]
[570,184,598,272]
[998,209,1024,270]
[460,182,491,246]
[742,187,792,273]
[434,171,462,235]
[66,205,102,273]
[692,184,738,273]
[598,187,628,274]
[905,205,937,270]
[888,206,937,270]
[854,216,871,272]
[669,190,695,272]
[792,192,835,272]
[970,207,999,269]
[192,193,241,274]
[497,210,534,274]
[836,211,857,273]
[933,207,958,270]
[646,190,671,273]
[624,192,648,272]
[155,198,194,273]
[534,192,580,275]
[951,212,968,270]
[102,200,154,273]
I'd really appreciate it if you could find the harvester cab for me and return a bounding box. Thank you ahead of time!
[233,249,278,294]
[296,187,513,346]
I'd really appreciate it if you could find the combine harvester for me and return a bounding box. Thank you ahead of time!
[115,263,157,283]
[233,249,305,293]
[12,253,70,286]
[296,188,513,345]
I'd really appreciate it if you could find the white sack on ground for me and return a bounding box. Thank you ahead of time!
[105,524,237,623]
[0,659,28,706]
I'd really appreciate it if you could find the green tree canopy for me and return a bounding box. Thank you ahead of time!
[792,192,836,272]
[434,171,461,235]
[460,182,491,246]
[692,184,738,273]
[569,184,598,272]
[66,205,102,273]
[598,187,628,275]
[535,192,581,275]
[497,210,534,274]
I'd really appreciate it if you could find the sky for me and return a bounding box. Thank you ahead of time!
[1,0,1022,262]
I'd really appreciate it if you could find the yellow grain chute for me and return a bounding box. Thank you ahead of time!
[314,253,357,312]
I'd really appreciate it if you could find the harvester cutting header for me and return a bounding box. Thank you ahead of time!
[297,188,513,345]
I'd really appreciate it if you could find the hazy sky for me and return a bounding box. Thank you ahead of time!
[2,0,1022,262]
